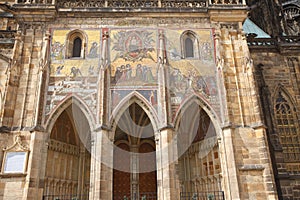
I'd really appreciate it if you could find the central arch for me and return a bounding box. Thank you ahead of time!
[113,102,157,199]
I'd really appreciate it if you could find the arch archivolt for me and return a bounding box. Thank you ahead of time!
[173,95,222,136]
[110,91,159,135]
[45,94,95,135]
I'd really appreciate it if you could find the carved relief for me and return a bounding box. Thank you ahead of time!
[1,135,30,174]
[283,2,300,36]
[3,135,29,151]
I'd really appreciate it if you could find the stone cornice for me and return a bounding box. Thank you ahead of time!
[0,3,57,23]
[0,1,248,23]
[248,36,300,54]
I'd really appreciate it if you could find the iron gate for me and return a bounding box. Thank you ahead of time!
[42,194,89,200]
[113,192,157,200]
[180,191,225,200]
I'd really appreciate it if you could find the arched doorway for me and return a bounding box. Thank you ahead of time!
[113,103,157,199]
[43,105,91,200]
[177,103,224,200]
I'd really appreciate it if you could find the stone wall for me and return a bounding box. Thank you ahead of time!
[252,51,300,199]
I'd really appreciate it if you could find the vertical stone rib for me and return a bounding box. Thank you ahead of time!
[157,29,171,128]
[14,27,34,128]
[215,30,229,125]
[230,30,245,127]
[33,30,50,128]
[97,29,109,126]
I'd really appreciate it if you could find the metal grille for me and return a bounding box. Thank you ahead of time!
[114,192,157,200]
[140,192,157,199]
[42,194,89,200]
[180,191,225,200]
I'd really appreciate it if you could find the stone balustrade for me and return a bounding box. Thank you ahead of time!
[209,0,245,4]
[16,0,55,4]
[13,0,246,7]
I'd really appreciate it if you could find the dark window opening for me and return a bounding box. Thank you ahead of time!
[72,37,82,57]
[185,37,194,58]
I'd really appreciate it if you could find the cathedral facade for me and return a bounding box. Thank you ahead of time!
[0,0,299,199]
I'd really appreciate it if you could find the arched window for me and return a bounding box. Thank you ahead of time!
[181,31,199,59]
[66,30,86,59]
[275,91,300,163]
[185,37,194,58]
[72,37,82,57]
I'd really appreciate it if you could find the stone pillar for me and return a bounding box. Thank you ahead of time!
[2,31,23,127]
[156,128,180,200]
[217,26,278,200]
[254,126,278,200]
[220,127,241,200]
[22,131,48,200]
[91,28,112,200]
[89,128,113,200]
[13,26,44,128]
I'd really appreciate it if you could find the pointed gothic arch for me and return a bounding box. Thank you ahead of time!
[110,91,159,134]
[273,86,300,163]
[112,99,157,199]
[43,96,92,199]
[272,84,298,110]
[45,95,96,134]
[174,95,221,134]
[174,95,223,197]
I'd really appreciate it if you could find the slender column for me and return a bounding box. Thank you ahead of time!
[156,128,180,200]
[34,30,51,128]
[220,127,241,200]
[89,129,113,200]
[157,29,171,128]
[130,145,139,199]
[97,29,109,125]
[77,146,85,197]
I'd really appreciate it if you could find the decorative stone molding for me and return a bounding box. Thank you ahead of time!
[3,134,29,151]
[19,22,47,31]
[48,139,80,156]
[1,134,30,175]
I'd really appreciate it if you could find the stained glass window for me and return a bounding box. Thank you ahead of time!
[275,92,300,164]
